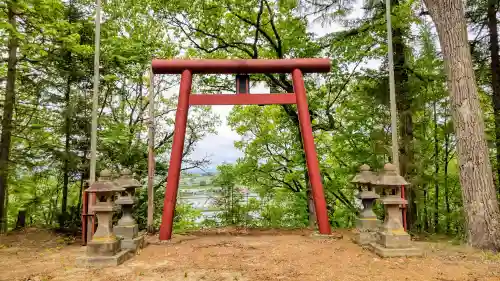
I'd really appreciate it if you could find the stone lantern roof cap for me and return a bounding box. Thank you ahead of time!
[372,163,409,186]
[87,169,125,193]
[351,164,376,184]
[115,169,142,189]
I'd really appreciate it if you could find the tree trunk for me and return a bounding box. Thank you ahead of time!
[424,0,500,249]
[61,0,76,228]
[15,210,26,229]
[61,69,72,228]
[487,0,500,190]
[391,0,416,231]
[305,175,316,228]
[0,3,19,233]
[230,184,234,225]
[433,100,440,232]
[77,171,85,213]
[444,119,451,234]
[423,184,429,231]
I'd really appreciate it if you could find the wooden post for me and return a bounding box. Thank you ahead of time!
[88,0,102,242]
[292,68,331,235]
[159,70,192,240]
[147,67,155,233]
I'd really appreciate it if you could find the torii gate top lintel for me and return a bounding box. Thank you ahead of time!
[155,58,332,241]
[151,58,331,74]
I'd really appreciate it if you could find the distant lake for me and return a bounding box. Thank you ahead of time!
[178,187,260,223]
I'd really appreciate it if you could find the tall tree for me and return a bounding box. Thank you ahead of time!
[390,0,417,230]
[60,0,76,228]
[466,0,500,187]
[487,0,500,187]
[0,0,20,233]
[424,0,500,249]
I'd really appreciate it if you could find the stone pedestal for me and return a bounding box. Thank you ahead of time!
[115,223,138,239]
[77,170,131,267]
[115,195,145,254]
[351,165,380,245]
[114,221,145,254]
[371,234,422,257]
[369,195,422,257]
[87,239,121,256]
[78,215,131,267]
[120,232,146,253]
[354,191,380,245]
[353,230,378,245]
[356,197,380,230]
[78,238,130,267]
[114,169,146,254]
[369,163,422,258]
[356,217,380,230]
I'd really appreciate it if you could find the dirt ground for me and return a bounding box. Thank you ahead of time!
[2,228,500,281]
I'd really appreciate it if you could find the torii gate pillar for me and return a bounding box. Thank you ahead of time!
[151,59,332,240]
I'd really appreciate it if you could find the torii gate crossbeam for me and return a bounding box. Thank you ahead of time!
[151,59,332,240]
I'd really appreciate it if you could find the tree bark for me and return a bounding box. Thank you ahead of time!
[61,1,76,228]
[444,125,451,233]
[305,174,316,228]
[391,0,416,231]
[423,184,429,231]
[433,99,439,232]
[61,67,72,228]
[15,210,26,229]
[0,2,19,233]
[425,0,500,249]
[487,0,500,190]
[77,171,85,215]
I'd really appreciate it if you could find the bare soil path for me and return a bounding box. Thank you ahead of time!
[2,228,500,281]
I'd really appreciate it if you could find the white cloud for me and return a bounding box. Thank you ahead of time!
[189,105,243,169]
[189,83,270,170]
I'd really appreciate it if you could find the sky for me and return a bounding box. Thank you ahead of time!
[188,84,269,172]
[189,105,242,172]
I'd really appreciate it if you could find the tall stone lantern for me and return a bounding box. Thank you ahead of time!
[114,169,145,253]
[351,164,380,245]
[77,170,130,267]
[370,163,421,257]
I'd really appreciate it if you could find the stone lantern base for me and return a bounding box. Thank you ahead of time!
[115,225,146,254]
[353,217,380,245]
[369,231,422,258]
[121,234,146,254]
[115,224,139,239]
[121,235,146,253]
[356,217,380,230]
[370,243,422,258]
[353,230,378,245]
[77,239,131,267]
[87,239,121,256]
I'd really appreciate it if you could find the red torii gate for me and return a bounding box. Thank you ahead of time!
[151,58,332,240]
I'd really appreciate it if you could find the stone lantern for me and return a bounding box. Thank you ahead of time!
[78,170,130,267]
[114,169,145,253]
[351,164,380,245]
[370,163,421,257]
